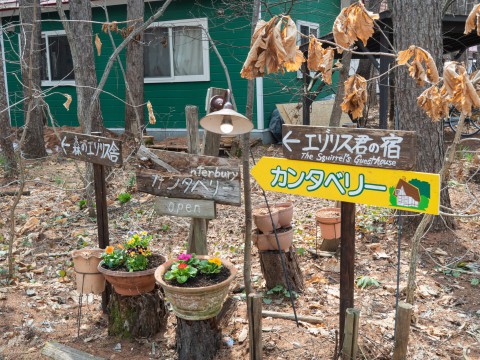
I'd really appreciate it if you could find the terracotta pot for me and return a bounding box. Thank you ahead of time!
[275,202,294,227]
[253,207,279,233]
[155,256,237,320]
[316,207,341,240]
[97,255,166,296]
[71,248,105,295]
[252,231,270,251]
[267,227,293,251]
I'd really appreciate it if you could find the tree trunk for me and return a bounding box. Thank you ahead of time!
[58,0,103,133]
[392,0,454,231]
[124,0,144,138]
[19,0,46,159]
[176,318,222,360]
[259,248,304,293]
[0,41,17,179]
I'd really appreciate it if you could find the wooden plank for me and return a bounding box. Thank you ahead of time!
[342,308,360,359]
[42,341,106,360]
[261,310,324,324]
[60,131,122,167]
[282,124,416,170]
[393,302,413,360]
[248,293,263,360]
[339,202,355,351]
[155,198,216,219]
[146,149,239,171]
[136,167,241,206]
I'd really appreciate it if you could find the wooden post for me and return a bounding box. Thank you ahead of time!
[379,27,391,130]
[202,88,227,157]
[186,105,208,255]
[393,302,413,360]
[339,202,355,349]
[342,308,360,360]
[248,293,263,360]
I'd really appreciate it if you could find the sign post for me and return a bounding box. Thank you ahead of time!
[60,131,123,310]
[251,125,439,352]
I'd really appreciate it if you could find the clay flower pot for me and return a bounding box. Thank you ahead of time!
[155,256,237,320]
[98,255,166,296]
[267,227,293,251]
[275,202,294,227]
[316,207,341,240]
[71,248,105,295]
[253,207,279,233]
[252,231,271,251]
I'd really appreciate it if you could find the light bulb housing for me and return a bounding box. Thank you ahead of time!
[220,116,234,134]
[200,101,253,135]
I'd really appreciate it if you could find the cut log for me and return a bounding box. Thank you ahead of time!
[175,297,236,360]
[262,310,323,324]
[259,247,304,292]
[108,287,167,338]
[42,341,105,360]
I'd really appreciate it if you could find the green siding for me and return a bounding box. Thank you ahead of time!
[2,0,339,131]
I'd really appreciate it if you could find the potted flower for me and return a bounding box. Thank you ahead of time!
[97,231,165,296]
[155,253,237,320]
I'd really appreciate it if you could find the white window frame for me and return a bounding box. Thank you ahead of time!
[144,18,210,83]
[296,20,319,79]
[39,30,75,87]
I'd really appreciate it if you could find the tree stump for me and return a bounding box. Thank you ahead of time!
[259,247,304,292]
[108,287,167,338]
[175,297,236,360]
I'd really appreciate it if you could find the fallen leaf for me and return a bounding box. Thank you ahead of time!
[237,327,248,343]
[20,217,40,235]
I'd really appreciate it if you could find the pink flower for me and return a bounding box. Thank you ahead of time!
[178,253,192,261]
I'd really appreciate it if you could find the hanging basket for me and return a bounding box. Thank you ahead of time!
[71,248,105,295]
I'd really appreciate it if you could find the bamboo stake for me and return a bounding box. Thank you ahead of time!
[342,308,360,360]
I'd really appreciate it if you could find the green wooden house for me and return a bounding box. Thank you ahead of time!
[0,0,340,142]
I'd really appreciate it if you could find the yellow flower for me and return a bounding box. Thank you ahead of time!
[208,258,222,266]
[105,246,114,254]
[127,239,134,245]
[141,231,147,236]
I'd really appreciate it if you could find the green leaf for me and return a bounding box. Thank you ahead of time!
[471,278,480,286]
[452,270,461,278]
[177,275,188,284]
[296,247,306,256]
[262,297,272,305]
[56,269,66,277]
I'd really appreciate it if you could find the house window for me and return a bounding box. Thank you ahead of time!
[41,31,75,86]
[144,18,210,83]
[296,20,319,79]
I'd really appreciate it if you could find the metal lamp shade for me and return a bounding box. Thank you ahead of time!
[200,108,253,135]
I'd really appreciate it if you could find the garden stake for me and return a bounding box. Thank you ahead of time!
[394,210,404,340]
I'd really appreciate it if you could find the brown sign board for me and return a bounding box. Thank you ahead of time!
[282,125,416,170]
[136,150,241,206]
[154,198,216,219]
[60,131,123,167]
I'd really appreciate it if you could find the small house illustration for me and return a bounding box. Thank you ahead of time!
[394,179,420,208]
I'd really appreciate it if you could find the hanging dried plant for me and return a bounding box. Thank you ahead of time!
[397,45,439,86]
[62,94,72,111]
[95,34,102,56]
[417,85,449,121]
[341,74,367,119]
[147,101,156,125]
[307,37,335,84]
[465,3,480,35]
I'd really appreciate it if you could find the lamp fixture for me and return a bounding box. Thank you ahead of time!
[199,89,253,135]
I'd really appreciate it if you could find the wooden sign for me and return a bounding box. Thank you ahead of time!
[282,125,416,170]
[251,156,440,214]
[60,131,123,167]
[154,198,216,219]
[136,150,241,206]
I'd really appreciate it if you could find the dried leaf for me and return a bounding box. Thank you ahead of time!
[341,74,367,119]
[397,45,439,85]
[284,49,304,72]
[417,85,449,121]
[95,34,102,56]
[306,38,334,84]
[443,61,480,116]
[333,2,379,53]
[62,94,72,111]
[147,101,156,125]
[241,18,275,79]
[281,16,298,64]
[266,19,287,74]
[465,3,480,36]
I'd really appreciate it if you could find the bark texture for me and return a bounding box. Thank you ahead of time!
[0,42,17,178]
[176,318,222,360]
[124,0,144,138]
[108,288,167,338]
[259,248,304,292]
[392,0,453,230]
[19,0,46,159]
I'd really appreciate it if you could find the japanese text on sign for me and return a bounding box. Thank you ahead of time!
[251,157,440,214]
[60,132,123,167]
[282,125,416,170]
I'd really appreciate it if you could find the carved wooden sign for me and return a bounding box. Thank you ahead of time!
[60,131,123,167]
[282,125,416,170]
[136,150,241,206]
[154,198,216,219]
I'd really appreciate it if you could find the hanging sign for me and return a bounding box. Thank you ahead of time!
[282,125,416,170]
[136,150,241,206]
[60,131,122,167]
[154,198,216,219]
[251,157,440,215]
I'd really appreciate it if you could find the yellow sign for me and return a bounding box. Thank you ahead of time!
[251,157,440,215]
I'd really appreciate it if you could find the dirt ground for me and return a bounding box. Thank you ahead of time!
[0,129,479,359]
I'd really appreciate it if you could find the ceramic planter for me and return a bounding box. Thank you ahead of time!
[71,248,105,295]
[155,256,237,320]
[98,255,166,296]
[316,207,341,240]
[253,207,279,233]
[253,227,293,252]
[275,202,294,227]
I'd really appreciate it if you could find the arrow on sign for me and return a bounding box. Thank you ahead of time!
[282,130,301,152]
